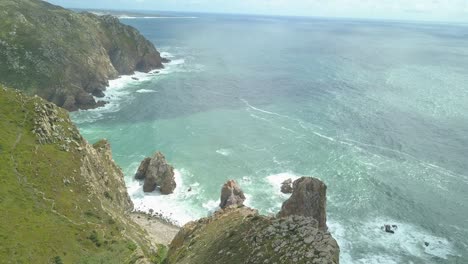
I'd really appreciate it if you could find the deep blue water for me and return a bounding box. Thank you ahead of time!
[72,13,468,263]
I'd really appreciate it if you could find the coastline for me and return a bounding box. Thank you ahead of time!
[130,212,180,245]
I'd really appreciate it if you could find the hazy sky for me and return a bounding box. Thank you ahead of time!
[46,0,468,22]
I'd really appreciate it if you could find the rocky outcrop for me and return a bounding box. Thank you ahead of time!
[0,0,164,111]
[219,180,246,209]
[280,178,293,194]
[0,86,164,263]
[166,180,339,264]
[167,208,339,264]
[278,177,328,230]
[135,152,176,194]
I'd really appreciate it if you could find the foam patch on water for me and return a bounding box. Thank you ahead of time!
[71,52,186,124]
[266,172,300,195]
[136,89,157,93]
[327,217,458,264]
[160,51,175,58]
[216,148,232,156]
[129,169,202,226]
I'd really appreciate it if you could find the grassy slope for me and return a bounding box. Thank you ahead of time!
[0,86,163,263]
[167,208,263,264]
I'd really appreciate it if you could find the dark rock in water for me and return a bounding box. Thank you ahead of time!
[161,57,171,63]
[135,157,151,180]
[425,242,430,247]
[278,177,328,230]
[383,224,397,234]
[132,77,139,81]
[219,180,246,209]
[92,88,106,98]
[188,187,192,192]
[134,152,176,194]
[280,178,293,194]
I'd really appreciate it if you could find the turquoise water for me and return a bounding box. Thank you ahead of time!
[71,14,468,263]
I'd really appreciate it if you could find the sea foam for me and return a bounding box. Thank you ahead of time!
[128,169,202,226]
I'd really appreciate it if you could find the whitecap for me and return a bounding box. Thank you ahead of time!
[327,217,458,264]
[216,148,231,156]
[136,89,157,94]
[160,51,175,58]
[265,172,301,196]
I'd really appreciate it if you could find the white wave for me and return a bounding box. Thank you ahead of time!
[216,148,232,156]
[71,52,187,124]
[128,169,202,226]
[160,51,175,58]
[136,89,157,94]
[265,172,301,198]
[328,217,458,264]
[202,199,219,212]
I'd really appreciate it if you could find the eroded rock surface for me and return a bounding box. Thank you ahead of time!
[219,180,246,209]
[135,152,176,194]
[278,177,328,230]
[280,178,293,194]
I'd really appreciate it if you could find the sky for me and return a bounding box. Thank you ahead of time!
[45,0,468,22]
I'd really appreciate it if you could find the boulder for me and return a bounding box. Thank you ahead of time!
[135,157,151,180]
[219,180,246,209]
[134,152,176,194]
[278,177,328,230]
[280,178,293,194]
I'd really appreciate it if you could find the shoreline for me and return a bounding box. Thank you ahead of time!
[130,211,180,245]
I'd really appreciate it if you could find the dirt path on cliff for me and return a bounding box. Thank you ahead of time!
[130,213,180,245]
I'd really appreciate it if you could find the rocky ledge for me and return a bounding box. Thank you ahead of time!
[0,0,165,111]
[166,178,340,264]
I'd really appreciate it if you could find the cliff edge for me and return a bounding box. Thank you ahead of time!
[0,86,165,263]
[0,0,164,111]
[166,179,340,264]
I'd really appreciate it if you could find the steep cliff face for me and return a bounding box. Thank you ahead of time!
[0,0,163,111]
[0,86,164,263]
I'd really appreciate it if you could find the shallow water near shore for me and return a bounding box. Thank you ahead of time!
[71,13,468,263]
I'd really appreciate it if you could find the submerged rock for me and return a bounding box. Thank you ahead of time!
[219,180,246,209]
[280,178,293,194]
[135,152,176,194]
[278,177,328,230]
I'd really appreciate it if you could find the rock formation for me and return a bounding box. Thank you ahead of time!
[280,178,293,194]
[278,177,328,230]
[219,180,246,209]
[0,0,165,111]
[135,152,176,194]
[167,180,339,264]
[0,86,164,263]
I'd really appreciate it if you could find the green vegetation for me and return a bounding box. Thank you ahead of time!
[0,0,162,110]
[167,208,261,264]
[0,86,166,263]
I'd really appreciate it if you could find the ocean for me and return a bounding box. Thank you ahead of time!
[71,12,468,263]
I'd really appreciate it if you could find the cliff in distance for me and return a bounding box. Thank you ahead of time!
[0,0,164,111]
[0,86,166,263]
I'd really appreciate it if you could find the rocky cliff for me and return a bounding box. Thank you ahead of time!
[0,86,165,263]
[0,0,164,111]
[166,179,340,264]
